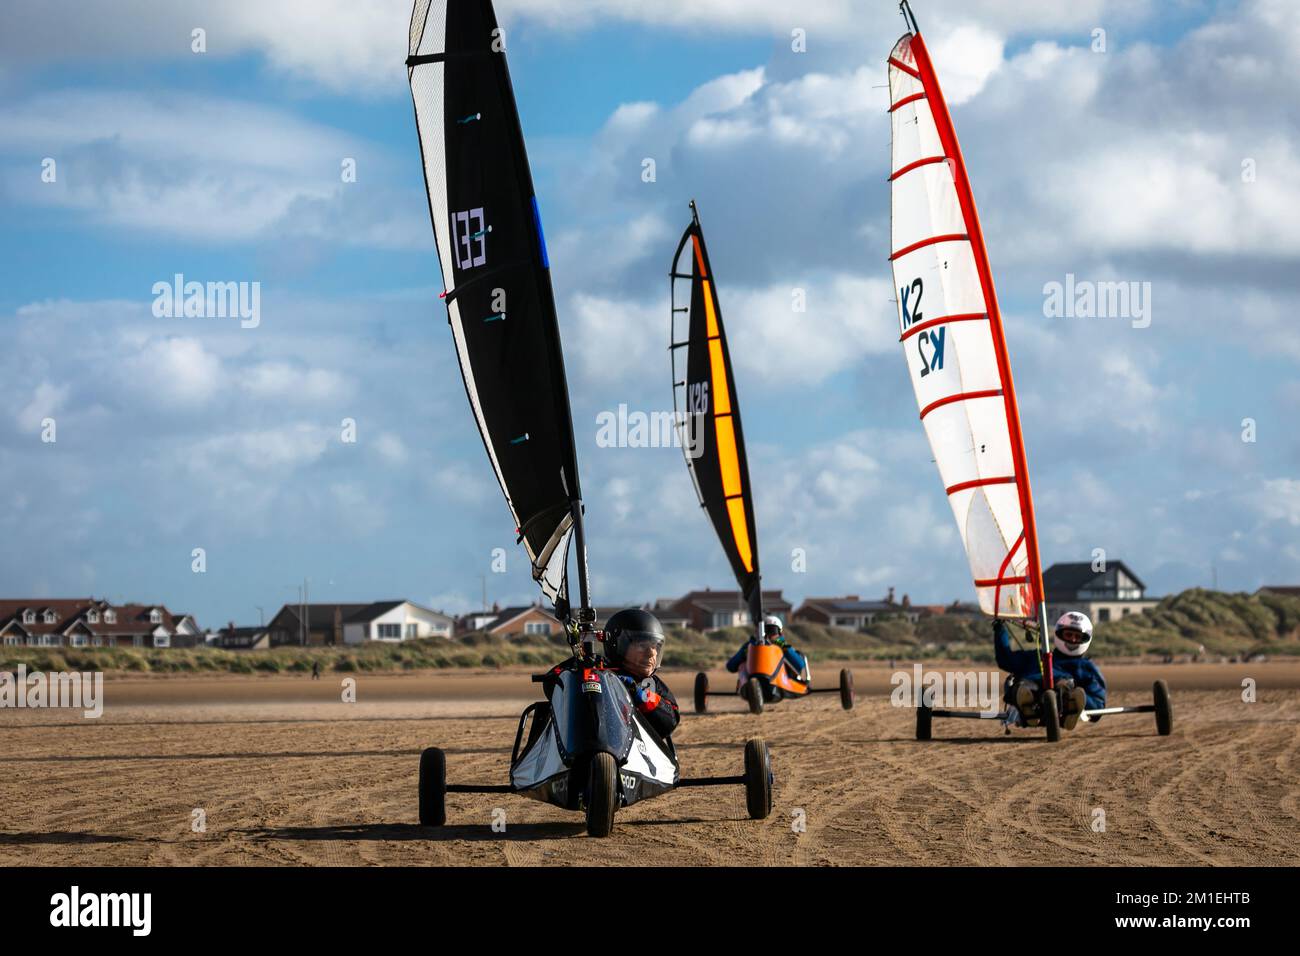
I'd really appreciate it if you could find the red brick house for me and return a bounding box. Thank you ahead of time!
[657,589,792,631]
[793,592,922,629]
[0,599,202,648]
[483,605,562,638]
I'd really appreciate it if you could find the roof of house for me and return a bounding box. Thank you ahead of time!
[103,604,190,634]
[797,596,899,615]
[344,601,406,623]
[1043,561,1147,596]
[0,599,97,636]
[217,626,268,639]
[0,599,192,635]
[486,605,558,631]
[671,589,791,612]
[920,601,982,615]
[274,601,453,628]
[650,598,691,615]
[272,603,382,629]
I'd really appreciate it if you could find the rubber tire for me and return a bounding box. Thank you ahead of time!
[418,747,447,826]
[744,676,764,715]
[586,752,618,838]
[744,738,773,820]
[1153,679,1173,736]
[916,703,933,740]
[839,668,855,710]
[694,672,709,714]
[1041,689,1061,742]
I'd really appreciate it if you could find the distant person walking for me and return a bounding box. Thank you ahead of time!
[311,660,321,681]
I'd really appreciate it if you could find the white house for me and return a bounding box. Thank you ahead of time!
[342,601,455,644]
[1043,561,1158,625]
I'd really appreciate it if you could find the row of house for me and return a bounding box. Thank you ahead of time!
[212,601,455,650]
[0,599,202,649]
[464,561,1162,638]
[1,560,1167,651]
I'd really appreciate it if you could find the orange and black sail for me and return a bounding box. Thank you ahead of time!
[670,202,762,625]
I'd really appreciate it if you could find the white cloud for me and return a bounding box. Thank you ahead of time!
[928,23,1006,104]
[724,275,897,383]
[14,381,69,431]
[128,337,223,405]
[329,481,387,532]
[1254,478,1300,526]
[510,0,1152,37]
[0,90,417,245]
[241,362,351,403]
[0,0,412,94]
[374,432,409,465]
[427,461,493,506]
[1095,351,1167,434]
[185,423,332,473]
[0,0,1161,97]
[567,271,894,394]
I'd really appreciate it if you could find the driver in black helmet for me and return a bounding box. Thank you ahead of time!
[602,608,680,740]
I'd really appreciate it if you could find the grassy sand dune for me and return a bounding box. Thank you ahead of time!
[3,588,1296,675]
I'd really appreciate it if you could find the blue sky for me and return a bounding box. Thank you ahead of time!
[1,0,1297,629]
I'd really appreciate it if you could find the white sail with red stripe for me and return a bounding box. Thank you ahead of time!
[887,20,1046,625]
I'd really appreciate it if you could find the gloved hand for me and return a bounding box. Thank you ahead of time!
[617,674,660,710]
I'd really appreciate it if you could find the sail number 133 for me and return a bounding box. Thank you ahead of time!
[452,208,488,270]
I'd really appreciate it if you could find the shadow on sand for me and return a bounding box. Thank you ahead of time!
[4,746,508,763]
[2,713,525,730]
[0,830,160,845]
[236,822,586,843]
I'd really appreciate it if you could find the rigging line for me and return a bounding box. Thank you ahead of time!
[440,258,530,303]
[406,50,494,66]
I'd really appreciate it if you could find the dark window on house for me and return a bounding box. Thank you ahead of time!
[1098,608,1111,623]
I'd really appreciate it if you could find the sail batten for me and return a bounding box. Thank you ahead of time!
[888,27,1045,627]
[408,0,588,617]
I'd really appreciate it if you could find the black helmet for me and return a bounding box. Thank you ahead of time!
[603,608,665,664]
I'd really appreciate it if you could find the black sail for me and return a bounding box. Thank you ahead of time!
[407,0,588,618]
[670,204,763,625]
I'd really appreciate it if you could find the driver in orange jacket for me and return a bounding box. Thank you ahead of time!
[727,615,807,680]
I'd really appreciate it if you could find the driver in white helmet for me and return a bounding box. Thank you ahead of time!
[726,614,808,681]
[994,611,1106,730]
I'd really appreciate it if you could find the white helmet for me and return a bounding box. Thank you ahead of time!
[1053,611,1093,657]
[762,614,784,638]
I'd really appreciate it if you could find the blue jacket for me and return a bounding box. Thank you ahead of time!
[994,620,1106,709]
[726,641,806,675]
